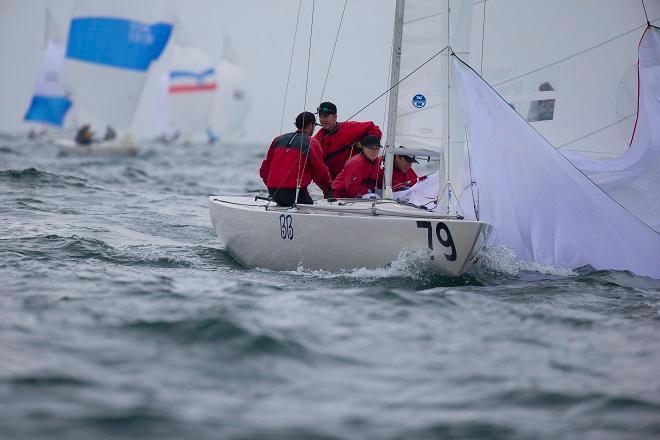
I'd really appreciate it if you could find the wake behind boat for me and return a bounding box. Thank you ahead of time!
[209,196,489,274]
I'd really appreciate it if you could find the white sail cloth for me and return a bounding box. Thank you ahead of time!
[561,27,660,231]
[449,44,660,278]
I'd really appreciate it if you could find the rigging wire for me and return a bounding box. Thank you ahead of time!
[320,0,349,102]
[295,0,316,204]
[493,22,651,87]
[641,0,650,25]
[557,112,635,149]
[279,0,303,134]
[479,0,486,75]
[345,45,450,122]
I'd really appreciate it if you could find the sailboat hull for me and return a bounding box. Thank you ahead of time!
[209,196,490,275]
[54,138,138,157]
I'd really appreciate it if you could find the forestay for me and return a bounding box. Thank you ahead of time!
[451,48,660,278]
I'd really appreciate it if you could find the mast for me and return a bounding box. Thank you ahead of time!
[441,0,451,214]
[383,0,405,200]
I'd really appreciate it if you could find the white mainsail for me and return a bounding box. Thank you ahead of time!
[388,0,473,212]
[64,0,172,134]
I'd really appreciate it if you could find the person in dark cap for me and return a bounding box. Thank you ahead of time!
[392,149,420,191]
[260,111,332,206]
[314,101,382,180]
[331,135,383,198]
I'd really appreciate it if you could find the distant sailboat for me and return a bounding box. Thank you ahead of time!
[56,0,172,156]
[24,9,72,131]
[211,35,251,144]
[156,39,218,144]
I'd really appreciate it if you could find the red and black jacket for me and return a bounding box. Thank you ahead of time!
[313,120,382,180]
[331,153,382,198]
[260,130,332,193]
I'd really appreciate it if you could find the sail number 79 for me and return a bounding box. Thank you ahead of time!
[416,221,457,261]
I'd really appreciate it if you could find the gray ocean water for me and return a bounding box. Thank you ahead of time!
[1,136,659,440]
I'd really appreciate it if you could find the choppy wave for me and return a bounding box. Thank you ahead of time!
[0,167,89,189]
[2,234,192,268]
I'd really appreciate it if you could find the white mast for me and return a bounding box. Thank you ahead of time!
[440,0,452,214]
[383,0,405,200]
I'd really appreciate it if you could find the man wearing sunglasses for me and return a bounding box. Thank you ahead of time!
[314,101,382,180]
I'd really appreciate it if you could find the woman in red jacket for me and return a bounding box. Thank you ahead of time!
[314,102,382,180]
[331,135,382,198]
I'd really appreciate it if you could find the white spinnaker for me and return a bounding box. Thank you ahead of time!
[64,0,172,132]
[166,44,217,139]
[472,0,655,158]
[451,54,660,279]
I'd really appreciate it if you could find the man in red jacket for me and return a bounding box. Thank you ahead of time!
[392,153,419,191]
[314,101,382,180]
[331,135,383,198]
[260,112,332,206]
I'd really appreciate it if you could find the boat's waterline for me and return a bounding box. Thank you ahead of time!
[209,195,490,275]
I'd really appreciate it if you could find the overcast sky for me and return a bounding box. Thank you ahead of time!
[1,0,657,145]
[0,0,395,143]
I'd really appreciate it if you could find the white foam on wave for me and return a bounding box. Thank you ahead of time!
[473,245,577,277]
[282,249,458,281]
[279,246,576,281]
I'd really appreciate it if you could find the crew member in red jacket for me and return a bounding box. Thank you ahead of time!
[260,112,332,206]
[392,153,419,191]
[331,135,383,198]
[314,101,382,180]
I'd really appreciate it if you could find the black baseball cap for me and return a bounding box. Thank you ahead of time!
[361,135,382,149]
[397,146,418,163]
[295,111,317,129]
[317,101,337,115]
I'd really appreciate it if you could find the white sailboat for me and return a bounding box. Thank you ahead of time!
[211,35,251,144]
[210,0,490,275]
[55,0,173,156]
[156,37,217,144]
[24,9,72,131]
